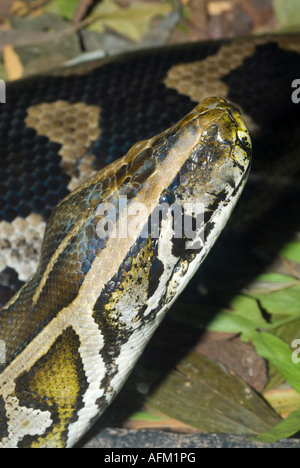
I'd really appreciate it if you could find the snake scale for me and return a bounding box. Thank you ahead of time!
[0,33,299,448]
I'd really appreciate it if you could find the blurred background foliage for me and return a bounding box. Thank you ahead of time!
[0,0,300,79]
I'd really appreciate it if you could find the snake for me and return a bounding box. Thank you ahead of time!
[0,32,299,448]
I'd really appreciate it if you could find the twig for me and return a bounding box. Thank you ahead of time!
[0,15,96,49]
[73,0,96,24]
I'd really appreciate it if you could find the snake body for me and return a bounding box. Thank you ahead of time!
[0,33,299,448]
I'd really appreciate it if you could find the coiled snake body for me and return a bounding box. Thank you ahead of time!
[0,33,299,448]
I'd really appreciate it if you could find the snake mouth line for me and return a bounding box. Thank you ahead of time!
[237,133,252,159]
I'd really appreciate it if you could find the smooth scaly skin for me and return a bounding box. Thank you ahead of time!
[0,97,251,447]
[0,34,299,298]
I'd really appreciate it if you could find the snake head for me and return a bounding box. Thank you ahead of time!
[35,97,252,315]
[153,96,252,253]
[83,96,252,327]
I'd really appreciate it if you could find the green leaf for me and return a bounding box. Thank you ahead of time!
[242,330,300,394]
[245,273,298,294]
[273,0,300,30]
[253,273,297,283]
[207,293,298,333]
[279,241,300,264]
[172,289,299,335]
[171,295,265,334]
[252,285,300,316]
[254,406,300,443]
[206,295,264,333]
[147,351,281,434]
[46,0,79,20]
[129,410,164,422]
[264,387,300,416]
[87,0,173,42]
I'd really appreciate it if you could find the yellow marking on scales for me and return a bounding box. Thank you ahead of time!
[15,327,84,448]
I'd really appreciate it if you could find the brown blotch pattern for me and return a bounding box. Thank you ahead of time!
[163,36,297,134]
[25,101,101,191]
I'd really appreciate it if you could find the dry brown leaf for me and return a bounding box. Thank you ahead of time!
[0,15,93,49]
[10,0,48,18]
[208,1,232,16]
[3,44,23,80]
[0,0,14,21]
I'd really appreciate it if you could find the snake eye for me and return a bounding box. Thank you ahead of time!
[159,190,175,205]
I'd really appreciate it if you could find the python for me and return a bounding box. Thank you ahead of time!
[0,97,251,448]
